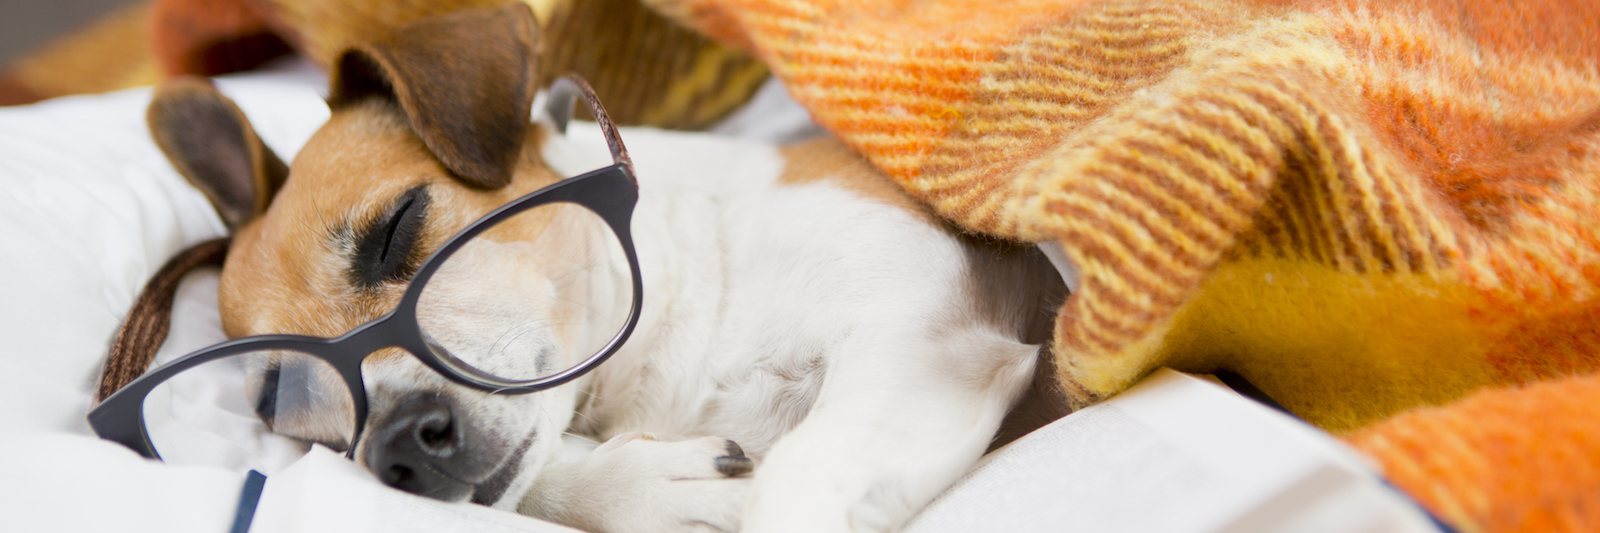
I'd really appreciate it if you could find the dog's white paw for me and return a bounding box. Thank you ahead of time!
[520,433,754,533]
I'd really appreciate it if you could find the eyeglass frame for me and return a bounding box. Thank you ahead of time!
[87,74,644,461]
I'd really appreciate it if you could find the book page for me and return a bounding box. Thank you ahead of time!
[251,446,581,533]
[902,369,1439,533]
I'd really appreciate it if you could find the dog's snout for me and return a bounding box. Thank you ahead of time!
[413,403,458,455]
[368,392,473,500]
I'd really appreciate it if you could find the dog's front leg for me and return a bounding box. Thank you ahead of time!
[742,328,1040,533]
[519,433,754,532]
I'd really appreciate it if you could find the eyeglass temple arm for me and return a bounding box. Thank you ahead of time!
[545,75,636,188]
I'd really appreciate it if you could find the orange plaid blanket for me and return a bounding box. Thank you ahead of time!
[643,0,1600,528]
[642,0,1600,427]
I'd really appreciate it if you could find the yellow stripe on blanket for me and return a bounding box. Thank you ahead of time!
[1156,258,1495,432]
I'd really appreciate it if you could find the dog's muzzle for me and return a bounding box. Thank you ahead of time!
[366,391,517,502]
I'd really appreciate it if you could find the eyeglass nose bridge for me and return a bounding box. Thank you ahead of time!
[305,305,437,456]
[325,306,425,361]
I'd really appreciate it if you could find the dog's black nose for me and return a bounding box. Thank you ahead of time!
[367,392,474,501]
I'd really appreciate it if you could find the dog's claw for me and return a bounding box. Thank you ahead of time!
[715,440,753,477]
[715,455,754,477]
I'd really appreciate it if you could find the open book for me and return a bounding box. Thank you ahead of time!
[240,369,1441,533]
[903,368,1443,533]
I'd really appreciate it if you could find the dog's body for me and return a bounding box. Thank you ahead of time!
[145,6,1067,532]
[523,130,1066,531]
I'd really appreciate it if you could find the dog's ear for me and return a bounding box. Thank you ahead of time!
[147,77,289,231]
[327,4,539,190]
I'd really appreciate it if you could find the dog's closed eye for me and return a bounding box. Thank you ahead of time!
[351,185,431,288]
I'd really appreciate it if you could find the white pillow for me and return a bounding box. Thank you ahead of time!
[0,66,330,532]
[0,67,329,437]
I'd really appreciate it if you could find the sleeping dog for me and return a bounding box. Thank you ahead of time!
[144,4,1067,532]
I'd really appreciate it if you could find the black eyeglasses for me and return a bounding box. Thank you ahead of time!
[88,75,642,466]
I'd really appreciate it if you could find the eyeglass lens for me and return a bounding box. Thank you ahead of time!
[417,200,633,382]
[142,349,351,471]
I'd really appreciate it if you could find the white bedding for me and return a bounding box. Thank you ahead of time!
[0,62,329,531]
[0,61,815,531]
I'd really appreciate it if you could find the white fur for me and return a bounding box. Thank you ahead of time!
[464,124,1050,532]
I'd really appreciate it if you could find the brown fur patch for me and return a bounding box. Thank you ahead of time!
[328,4,540,190]
[778,137,942,227]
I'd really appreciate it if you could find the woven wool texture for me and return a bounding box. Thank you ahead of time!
[1345,371,1600,532]
[646,0,1600,431]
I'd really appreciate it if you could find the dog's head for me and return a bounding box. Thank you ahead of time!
[146,4,596,507]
